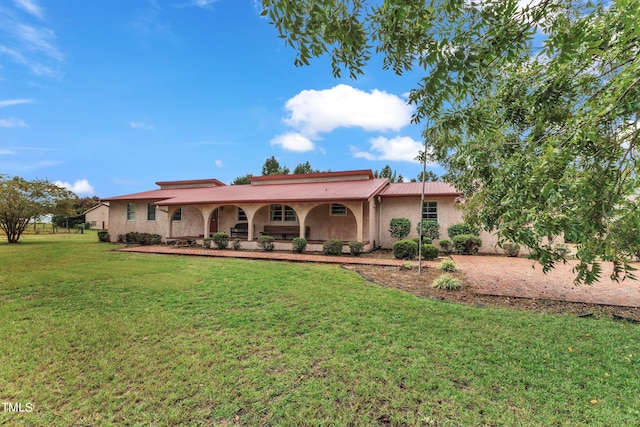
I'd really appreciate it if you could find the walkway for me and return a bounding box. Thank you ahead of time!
[119,245,640,308]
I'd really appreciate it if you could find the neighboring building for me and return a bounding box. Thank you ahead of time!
[102,170,498,252]
[84,202,110,230]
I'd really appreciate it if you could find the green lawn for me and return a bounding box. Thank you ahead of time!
[1,232,639,426]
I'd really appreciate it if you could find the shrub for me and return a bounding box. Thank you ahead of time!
[393,239,418,260]
[389,218,411,240]
[422,243,440,260]
[211,232,229,249]
[417,220,440,240]
[348,241,364,256]
[413,237,432,245]
[502,242,520,257]
[452,234,482,255]
[402,262,414,270]
[232,238,242,250]
[432,273,462,290]
[124,232,139,243]
[203,237,213,248]
[447,223,481,239]
[322,239,344,255]
[258,235,275,251]
[292,237,307,253]
[123,232,161,246]
[437,259,457,272]
[97,231,110,242]
[439,239,453,255]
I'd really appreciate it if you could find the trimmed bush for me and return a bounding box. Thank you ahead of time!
[453,234,482,255]
[211,232,229,249]
[502,242,520,257]
[447,223,481,239]
[232,238,242,250]
[97,231,110,242]
[258,235,275,251]
[422,243,440,260]
[348,241,364,256]
[432,273,462,290]
[439,239,453,255]
[389,218,411,240]
[123,232,161,246]
[322,239,344,256]
[203,237,213,248]
[292,237,307,253]
[437,259,457,272]
[413,237,432,245]
[417,220,440,240]
[393,239,418,260]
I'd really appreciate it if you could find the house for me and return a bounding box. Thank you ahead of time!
[84,202,110,230]
[102,169,498,252]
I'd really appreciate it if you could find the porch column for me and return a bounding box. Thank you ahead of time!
[199,206,216,238]
[345,202,364,243]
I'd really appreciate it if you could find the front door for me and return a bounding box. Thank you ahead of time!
[210,209,219,234]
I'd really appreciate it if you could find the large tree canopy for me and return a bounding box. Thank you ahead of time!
[262,0,640,283]
[0,175,77,243]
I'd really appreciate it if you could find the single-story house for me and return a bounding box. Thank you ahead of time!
[102,169,499,252]
[84,202,110,230]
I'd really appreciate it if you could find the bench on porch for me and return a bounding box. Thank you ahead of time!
[261,225,310,240]
[230,223,249,238]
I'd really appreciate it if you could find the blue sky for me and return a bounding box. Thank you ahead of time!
[0,0,437,198]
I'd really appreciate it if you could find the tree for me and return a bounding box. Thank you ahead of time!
[231,174,252,185]
[293,161,320,174]
[52,196,101,229]
[261,0,640,283]
[262,156,290,176]
[0,175,77,243]
[389,217,411,240]
[411,171,439,182]
[374,165,403,183]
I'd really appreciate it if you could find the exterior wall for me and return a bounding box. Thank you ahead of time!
[85,204,109,230]
[379,195,500,252]
[305,203,358,242]
[108,201,169,241]
[170,206,205,237]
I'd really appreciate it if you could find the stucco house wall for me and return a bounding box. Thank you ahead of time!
[85,203,109,230]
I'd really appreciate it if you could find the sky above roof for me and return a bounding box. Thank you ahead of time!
[0,0,440,198]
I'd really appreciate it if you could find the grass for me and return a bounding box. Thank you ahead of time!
[1,232,639,425]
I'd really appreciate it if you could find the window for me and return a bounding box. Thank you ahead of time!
[270,204,296,222]
[422,201,438,221]
[126,203,135,221]
[147,203,156,221]
[172,208,182,221]
[330,203,347,216]
[90,221,96,227]
[237,208,247,222]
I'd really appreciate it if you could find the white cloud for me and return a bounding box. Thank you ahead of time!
[14,0,44,19]
[129,121,154,130]
[215,160,223,167]
[283,84,413,138]
[0,149,17,155]
[270,132,315,152]
[352,136,426,162]
[15,23,63,61]
[0,117,27,127]
[0,98,34,108]
[55,179,95,195]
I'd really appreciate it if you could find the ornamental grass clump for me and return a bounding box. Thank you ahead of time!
[432,273,462,290]
[502,242,520,257]
[437,259,457,272]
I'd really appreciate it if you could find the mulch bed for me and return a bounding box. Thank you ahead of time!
[344,261,640,323]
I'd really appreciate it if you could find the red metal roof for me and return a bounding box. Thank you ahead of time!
[157,178,390,205]
[250,169,374,183]
[102,188,186,202]
[381,182,461,197]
